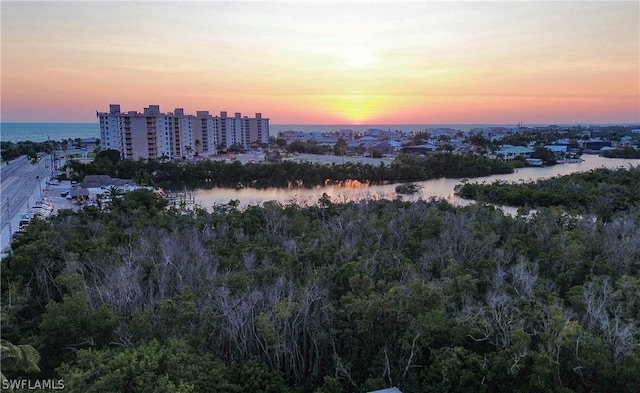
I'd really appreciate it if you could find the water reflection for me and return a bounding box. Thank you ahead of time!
[192,155,640,210]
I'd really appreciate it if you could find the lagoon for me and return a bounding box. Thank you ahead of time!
[190,154,640,210]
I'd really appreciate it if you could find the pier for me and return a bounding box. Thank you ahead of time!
[166,190,196,209]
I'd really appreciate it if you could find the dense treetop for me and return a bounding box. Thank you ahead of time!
[601,147,640,159]
[456,166,640,220]
[2,167,640,392]
[65,153,520,189]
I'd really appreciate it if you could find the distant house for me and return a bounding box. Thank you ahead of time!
[544,145,567,153]
[69,186,90,202]
[496,146,534,160]
[617,136,634,147]
[358,136,379,143]
[309,134,339,147]
[81,175,136,188]
[278,130,305,143]
[583,139,612,151]
[402,143,437,154]
[553,138,581,151]
[372,140,402,153]
[525,158,543,166]
[544,145,568,157]
[80,138,99,149]
[631,129,640,134]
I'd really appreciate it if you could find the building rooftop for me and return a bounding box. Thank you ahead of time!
[544,145,568,152]
[81,175,136,188]
[498,146,534,154]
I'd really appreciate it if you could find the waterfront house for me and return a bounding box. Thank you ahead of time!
[617,136,634,147]
[544,145,568,158]
[525,158,543,166]
[496,146,534,160]
[582,139,612,151]
[544,145,567,154]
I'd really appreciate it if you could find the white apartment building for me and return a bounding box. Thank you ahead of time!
[98,104,123,152]
[194,111,219,157]
[249,113,269,145]
[172,109,195,160]
[97,105,269,160]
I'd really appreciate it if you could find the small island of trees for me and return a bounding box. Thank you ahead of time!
[455,166,640,220]
[601,147,640,159]
[395,182,423,195]
[64,151,519,190]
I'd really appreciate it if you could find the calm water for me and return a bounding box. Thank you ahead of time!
[269,123,609,134]
[1,123,100,143]
[270,124,521,134]
[191,154,640,210]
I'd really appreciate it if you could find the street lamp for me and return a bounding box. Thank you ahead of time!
[5,200,11,238]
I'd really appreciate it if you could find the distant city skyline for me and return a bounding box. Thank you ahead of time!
[1,1,638,124]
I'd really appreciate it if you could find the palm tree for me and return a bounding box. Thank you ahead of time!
[333,138,347,156]
[1,339,41,387]
[108,186,122,203]
[194,139,201,157]
[184,145,194,158]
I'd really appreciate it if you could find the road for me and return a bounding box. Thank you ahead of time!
[1,154,53,256]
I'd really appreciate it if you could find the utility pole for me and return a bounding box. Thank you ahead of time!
[5,199,11,236]
[48,135,55,178]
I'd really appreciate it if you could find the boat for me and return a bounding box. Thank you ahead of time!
[29,200,54,218]
[32,201,54,211]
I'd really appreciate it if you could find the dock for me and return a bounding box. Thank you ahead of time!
[166,190,196,209]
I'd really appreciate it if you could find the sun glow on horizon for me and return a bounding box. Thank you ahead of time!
[1,2,638,124]
[322,91,399,124]
[342,49,377,69]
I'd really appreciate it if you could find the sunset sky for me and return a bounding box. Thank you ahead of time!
[1,1,639,125]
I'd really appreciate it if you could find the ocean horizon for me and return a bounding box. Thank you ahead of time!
[2,121,637,143]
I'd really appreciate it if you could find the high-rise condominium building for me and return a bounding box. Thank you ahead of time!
[97,104,269,160]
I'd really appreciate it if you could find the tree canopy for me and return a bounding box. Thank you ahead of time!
[64,153,519,189]
[456,166,640,220]
[2,171,640,392]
